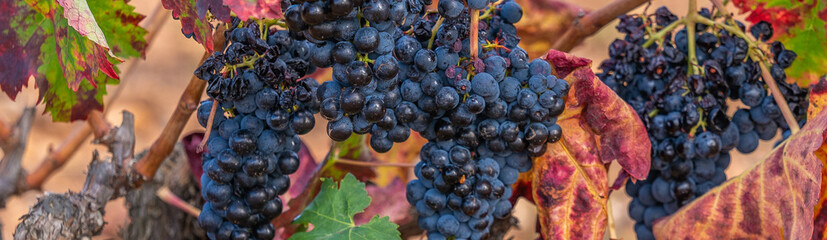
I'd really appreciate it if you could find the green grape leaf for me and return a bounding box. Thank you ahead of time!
[781,5,827,86]
[87,0,148,59]
[289,173,401,240]
[0,0,145,121]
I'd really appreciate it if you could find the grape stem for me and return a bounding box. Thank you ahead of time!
[157,186,201,217]
[759,63,801,133]
[551,0,649,52]
[427,17,444,50]
[641,18,686,48]
[197,99,219,153]
[334,158,417,168]
[470,9,480,59]
[685,0,701,75]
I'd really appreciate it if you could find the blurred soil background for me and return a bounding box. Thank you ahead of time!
[0,0,772,239]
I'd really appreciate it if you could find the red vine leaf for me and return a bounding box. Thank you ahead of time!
[56,0,111,51]
[197,0,231,23]
[223,0,282,21]
[163,0,215,52]
[653,108,827,239]
[0,0,145,121]
[511,50,651,239]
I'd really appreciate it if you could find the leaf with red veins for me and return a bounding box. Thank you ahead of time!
[196,0,231,22]
[654,107,827,239]
[53,19,119,90]
[223,0,283,21]
[512,49,650,239]
[0,0,144,121]
[56,0,111,51]
[808,77,827,239]
[0,0,45,100]
[163,0,214,52]
[354,179,413,226]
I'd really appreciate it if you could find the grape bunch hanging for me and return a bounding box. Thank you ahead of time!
[401,4,567,240]
[194,21,320,240]
[282,0,565,238]
[596,7,809,240]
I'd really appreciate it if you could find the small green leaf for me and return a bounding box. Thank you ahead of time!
[763,0,795,9]
[289,173,401,240]
[782,14,827,86]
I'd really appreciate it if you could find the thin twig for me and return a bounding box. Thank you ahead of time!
[157,186,201,217]
[134,24,227,181]
[551,0,650,52]
[335,158,417,168]
[470,10,480,59]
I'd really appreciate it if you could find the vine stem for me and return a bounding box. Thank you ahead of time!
[157,186,201,217]
[551,0,649,52]
[470,9,480,59]
[334,158,417,168]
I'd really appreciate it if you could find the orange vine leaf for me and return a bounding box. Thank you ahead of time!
[511,49,651,239]
[808,77,827,239]
[653,105,827,239]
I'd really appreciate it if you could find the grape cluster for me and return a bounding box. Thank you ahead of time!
[597,7,808,240]
[400,2,569,239]
[194,22,320,240]
[283,0,430,153]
